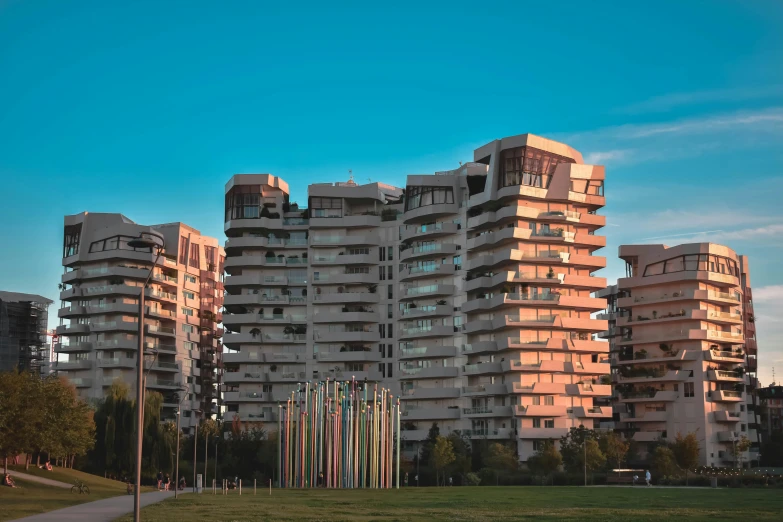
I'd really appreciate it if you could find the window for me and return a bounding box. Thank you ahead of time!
[189,243,200,269]
[179,236,189,265]
[184,274,196,284]
[181,307,194,317]
[379,344,385,356]
[533,418,541,428]
[184,341,197,351]
[453,255,462,271]
[741,423,746,432]
[380,363,385,377]
[498,146,574,190]
[544,419,555,429]
[532,396,541,405]
[684,382,694,398]
[205,246,216,270]
[63,224,82,257]
[387,246,393,261]
[387,344,393,358]
[387,362,393,378]
[544,396,554,405]
[183,291,195,300]
[387,268,393,281]
[380,247,386,262]
[388,304,393,319]
[533,440,545,451]
[404,186,455,211]
[388,323,393,338]
[379,266,386,280]
[380,324,386,338]
[387,285,393,299]
[182,324,196,334]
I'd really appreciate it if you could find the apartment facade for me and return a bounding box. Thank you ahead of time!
[601,243,759,467]
[0,291,53,374]
[222,133,612,462]
[56,212,225,431]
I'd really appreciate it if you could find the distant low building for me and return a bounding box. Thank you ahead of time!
[756,384,783,442]
[0,290,53,374]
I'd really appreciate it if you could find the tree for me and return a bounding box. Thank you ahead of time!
[446,431,471,481]
[431,436,455,486]
[0,372,36,473]
[527,441,562,484]
[582,439,606,482]
[418,422,440,467]
[671,432,700,485]
[558,425,596,473]
[599,431,629,476]
[732,434,752,468]
[484,443,519,473]
[652,446,678,479]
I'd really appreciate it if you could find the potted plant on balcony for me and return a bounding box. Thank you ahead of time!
[250,328,261,338]
[436,300,447,306]
[367,284,377,294]
[294,325,307,335]
[265,251,276,259]
[546,268,555,279]
[652,311,658,319]
[283,326,294,335]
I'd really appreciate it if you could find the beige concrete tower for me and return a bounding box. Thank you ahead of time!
[606,243,757,467]
[56,212,225,431]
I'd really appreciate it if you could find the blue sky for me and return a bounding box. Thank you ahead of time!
[1,0,782,384]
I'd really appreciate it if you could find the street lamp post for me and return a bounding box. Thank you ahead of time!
[193,409,202,493]
[174,385,189,500]
[127,234,164,522]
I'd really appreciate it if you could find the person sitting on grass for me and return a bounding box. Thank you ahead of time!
[4,474,17,488]
[44,460,53,471]
[179,476,186,490]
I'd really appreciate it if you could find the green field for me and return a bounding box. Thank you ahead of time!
[117,486,783,521]
[0,466,150,521]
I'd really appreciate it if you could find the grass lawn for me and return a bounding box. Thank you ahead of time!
[0,465,150,521]
[116,486,783,521]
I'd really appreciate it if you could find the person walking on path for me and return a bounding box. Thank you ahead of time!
[645,470,652,486]
[156,471,163,490]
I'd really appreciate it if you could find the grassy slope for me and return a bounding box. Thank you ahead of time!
[116,486,783,522]
[0,466,150,521]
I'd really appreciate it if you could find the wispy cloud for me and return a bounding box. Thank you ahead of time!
[752,285,783,386]
[618,85,783,114]
[584,149,634,165]
[563,107,783,166]
[640,230,724,241]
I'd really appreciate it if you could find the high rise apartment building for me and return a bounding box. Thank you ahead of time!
[0,291,53,374]
[599,243,759,467]
[222,133,611,462]
[56,212,225,431]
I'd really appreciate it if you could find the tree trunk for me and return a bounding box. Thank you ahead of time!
[3,457,7,474]
[25,454,30,470]
[36,453,41,467]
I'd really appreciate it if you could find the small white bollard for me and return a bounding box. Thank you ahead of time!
[269,479,271,496]
[254,478,257,496]
[239,479,242,495]
[213,479,216,495]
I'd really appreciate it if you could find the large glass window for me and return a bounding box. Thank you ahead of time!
[643,254,739,277]
[63,224,82,258]
[498,146,574,190]
[404,186,454,211]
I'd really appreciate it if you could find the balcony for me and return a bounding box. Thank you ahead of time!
[711,390,743,402]
[147,379,181,390]
[146,324,176,337]
[632,431,666,443]
[401,263,455,282]
[461,428,513,439]
[225,275,290,288]
[400,243,458,262]
[467,228,533,251]
[317,350,382,363]
[619,390,679,402]
[223,332,307,348]
[716,431,741,443]
[312,292,379,305]
[464,248,567,272]
[55,323,91,335]
[623,411,668,423]
[401,222,459,241]
[398,366,459,380]
[399,324,454,340]
[400,284,456,300]
[464,314,557,334]
[509,382,564,395]
[462,362,503,376]
[311,272,375,286]
[400,429,430,441]
[313,311,379,323]
[398,345,457,360]
[461,383,509,396]
[517,427,568,439]
[401,407,461,421]
[314,330,379,343]
[97,357,137,369]
[514,405,568,417]
[310,235,379,247]
[308,214,382,228]
[310,253,376,266]
[713,410,742,423]
[708,370,745,382]
[566,383,612,397]
[224,255,309,269]
[573,406,612,418]
[462,406,513,417]
[224,236,308,250]
[400,387,461,400]
[400,304,452,320]
[224,217,284,233]
[67,378,93,388]
[403,202,459,224]
[55,341,92,353]
[56,360,93,371]
[705,349,746,363]
[223,372,269,384]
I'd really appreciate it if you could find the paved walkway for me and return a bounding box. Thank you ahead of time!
[7,470,72,489]
[12,490,186,522]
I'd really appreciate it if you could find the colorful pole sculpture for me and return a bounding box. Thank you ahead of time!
[278,379,400,489]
